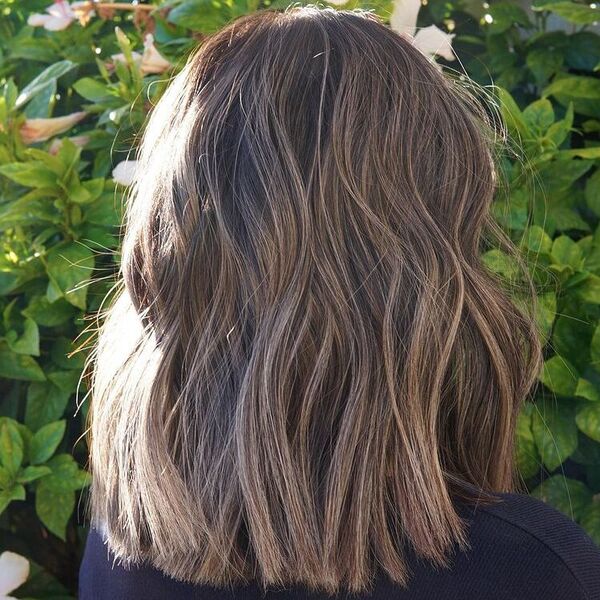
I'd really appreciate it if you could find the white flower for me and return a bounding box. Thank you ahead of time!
[390,0,455,61]
[0,551,29,600]
[110,34,171,75]
[20,111,87,144]
[27,1,93,31]
[141,34,171,74]
[28,1,75,31]
[112,160,138,186]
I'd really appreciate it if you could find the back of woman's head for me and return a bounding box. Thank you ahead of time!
[89,6,542,594]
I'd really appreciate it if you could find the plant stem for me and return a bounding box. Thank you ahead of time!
[81,2,155,12]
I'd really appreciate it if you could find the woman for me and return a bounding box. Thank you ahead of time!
[80,6,600,599]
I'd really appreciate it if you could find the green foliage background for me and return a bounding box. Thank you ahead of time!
[0,0,599,597]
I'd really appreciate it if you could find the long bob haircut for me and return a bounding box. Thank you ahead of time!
[89,6,542,595]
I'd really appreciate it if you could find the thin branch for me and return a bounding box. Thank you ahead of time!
[81,1,155,12]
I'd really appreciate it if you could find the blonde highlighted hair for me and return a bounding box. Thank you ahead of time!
[89,6,542,594]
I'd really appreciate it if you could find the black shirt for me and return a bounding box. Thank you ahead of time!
[79,491,600,599]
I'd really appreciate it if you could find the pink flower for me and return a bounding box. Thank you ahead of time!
[48,134,90,155]
[0,551,29,600]
[27,1,92,31]
[390,0,455,61]
[20,112,87,144]
[108,51,143,70]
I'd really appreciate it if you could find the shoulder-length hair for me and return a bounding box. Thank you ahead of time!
[89,6,542,594]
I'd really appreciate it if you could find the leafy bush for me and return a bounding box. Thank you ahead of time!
[0,0,598,597]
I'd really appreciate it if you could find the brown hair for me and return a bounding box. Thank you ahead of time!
[88,6,542,594]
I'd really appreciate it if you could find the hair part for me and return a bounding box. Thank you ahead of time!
[88,6,542,594]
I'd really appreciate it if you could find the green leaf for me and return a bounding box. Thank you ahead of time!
[0,465,11,488]
[0,420,24,475]
[481,249,519,279]
[0,484,26,516]
[544,76,600,101]
[551,236,584,269]
[25,374,77,432]
[25,79,56,119]
[35,454,90,540]
[526,49,563,87]
[35,482,75,541]
[580,501,600,544]
[538,159,594,192]
[532,400,578,471]
[539,2,600,24]
[15,60,76,109]
[73,77,112,102]
[549,206,590,233]
[10,38,59,62]
[50,338,85,371]
[84,192,123,227]
[487,2,532,33]
[0,341,45,381]
[17,465,51,484]
[29,421,66,465]
[585,170,600,217]
[41,453,90,493]
[552,315,593,372]
[545,103,573,147]
[540,355,578,396]
[566,32,600,72]
[81,178,104,202]
[578,235,594,265]
[57,137,82,172]
[0,162,58,188]
[6,318,40,356]
[535,292,556,342]
[522,99,554,136]
[167,0,231,33]
[522,225,552,254]
[3,78,18,110]
[48,369,81,392]
[576,402,600,442]
[66,180,91,205]
[23,149,69,176]
[575,379,600,403]
[22,295,75,327]
[575,273,600,304]
[558,147,600,159]
[516,402,541,479]
[45,243,95,310]
[591,324,600,366]
[492,185,530,231]
[531,475,592,520]
[497,87,529,140]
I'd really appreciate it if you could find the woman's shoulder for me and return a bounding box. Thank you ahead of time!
[456,490,600,599]
[80,494,600,600]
